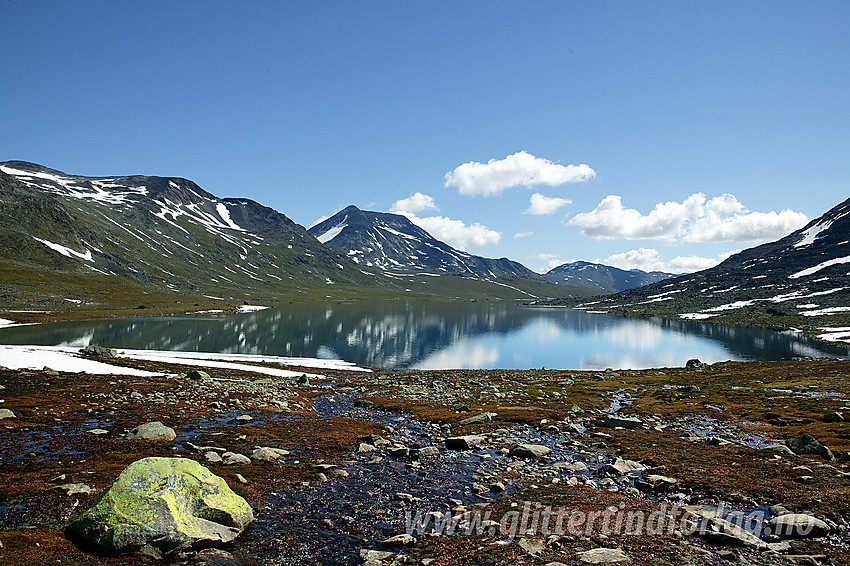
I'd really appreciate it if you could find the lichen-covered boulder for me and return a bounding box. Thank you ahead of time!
[66,457,253,557]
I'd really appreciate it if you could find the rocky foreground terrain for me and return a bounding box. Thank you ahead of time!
[1,352,849,565]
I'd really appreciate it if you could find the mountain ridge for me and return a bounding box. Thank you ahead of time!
[544,261,675,293]
[579,196,850,332]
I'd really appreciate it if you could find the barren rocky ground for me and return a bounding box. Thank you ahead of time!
[1,355,849,566]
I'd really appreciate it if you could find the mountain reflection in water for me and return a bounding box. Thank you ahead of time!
[0,302,846,369]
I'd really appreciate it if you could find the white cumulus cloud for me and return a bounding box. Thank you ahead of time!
[389,192,439,215]
[524,193,572,215]
[399,212,501,250]
[531,253,564,272]
[444,151,596,197]
[602,247,740,274]
[570,193,808,243]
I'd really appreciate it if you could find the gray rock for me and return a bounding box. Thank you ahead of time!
[194,548,247,566]
[381,533,416,548]
[677,385,702,393]
[233,414,253,423]
[597,416,644,429]
[205,451,223,463]
[685,358,707,369]
[692,517,764,547]
[57,483,93,496]
[0,408,16,419]
[636,474,679,493]
[185,370,211,381]
[823,411,844,423]
[223,453,251,465]
[417,446,439,457]
[79,345,116,358]
[250,447,289,462]
[785,434,834,460]
[518,537,545,555]
[360,549,394,566]
[576,547,633,564]
[445,435,486,450]
[597,458,645,477]
[510,444,552,459]
[125,421,176,442]
[66,457,253,558]
[458,412,496,426]
[87,428,109,435]
[767,513,831,539]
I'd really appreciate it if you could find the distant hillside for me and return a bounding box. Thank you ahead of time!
[580,197,850,335]
[544,261,675,293]
[309,205,596,299]
[0,162,594,317]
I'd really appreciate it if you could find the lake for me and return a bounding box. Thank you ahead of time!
[0,302,846,370]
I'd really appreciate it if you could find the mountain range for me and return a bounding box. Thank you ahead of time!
[543,261,675,293]
[582,197,850,331]
[0,161,592,314]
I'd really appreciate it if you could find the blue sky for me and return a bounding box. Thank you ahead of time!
[2,1,848,273]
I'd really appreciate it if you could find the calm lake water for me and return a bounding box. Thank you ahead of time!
[1,302,847,370]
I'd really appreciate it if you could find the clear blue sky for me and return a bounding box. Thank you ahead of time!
[2,1,848,273]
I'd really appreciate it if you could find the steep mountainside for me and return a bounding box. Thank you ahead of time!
[0,161,400,309]
[309,206,595,299]
[544,261,675,293]
[310,206,533,277]
[582,197,850,333]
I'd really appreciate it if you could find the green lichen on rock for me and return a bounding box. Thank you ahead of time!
[66,457,253,557]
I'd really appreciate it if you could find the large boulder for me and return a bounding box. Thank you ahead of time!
[767,513,831,539]
[785,434,834,461]
[66,457,253,557]
[126,421,177,442]
[510,444,552,459]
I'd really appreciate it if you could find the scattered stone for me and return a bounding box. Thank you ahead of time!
[458,412,496,426]
[445,435,486,450]
[57,483,93,496]
[510,444,552,459]
[205,451,223,463]
[785,434,834,461]
[223,453,251,465]
[381,533,416,548]
[66,457,253,558]
[518,537,545,555]
[250,447,289,462]
[823,411,844,423]
[233,414,253,423]
[194,548,246,566]
[185,370,212,381]
[596,416,643,429]
[692,517,764,547]
[125,421,176,442]
[0,409,16,419]
[686,359,707,369]
[79,345,116,358]
[87,428,109,435]
[389,447,411,459]
[597,458,645,477]
[360,549,394,566]
[417,446,439,457]
[767,514,831,539]
[451,404,469,413]
[678,385,702,393]
[576,547,633,564]
[489,482,506,493]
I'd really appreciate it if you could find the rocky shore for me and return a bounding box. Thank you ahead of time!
[1,351,849,565]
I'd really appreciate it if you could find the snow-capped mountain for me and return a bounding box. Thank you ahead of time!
[544,261,675,293]
[0,161,388,306]
[584,197,850,329]
[310,205,538,278]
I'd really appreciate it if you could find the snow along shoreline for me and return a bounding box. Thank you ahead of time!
[0,345,371,378]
